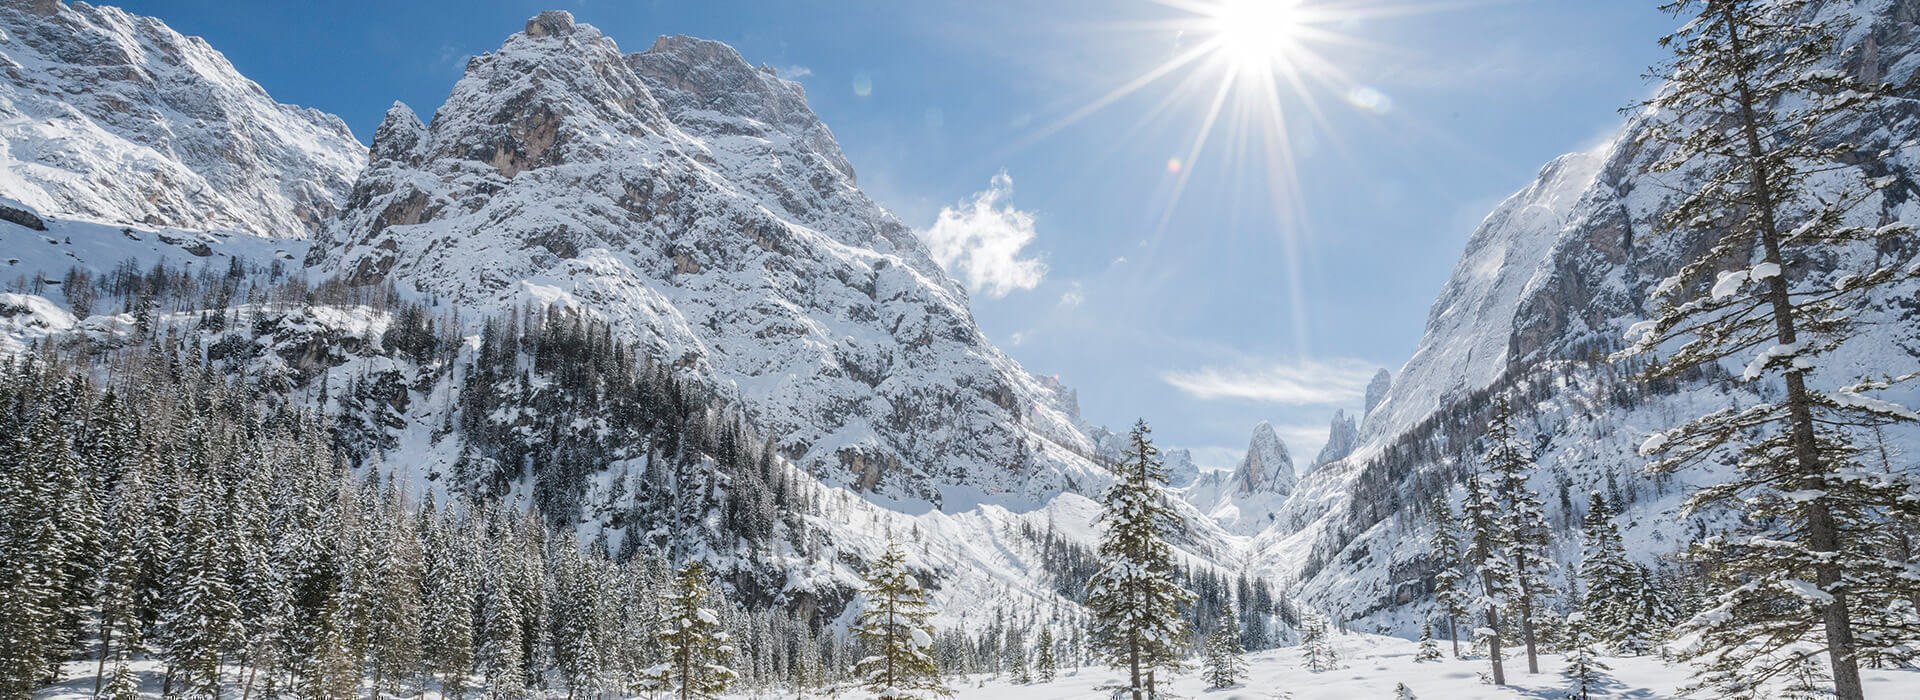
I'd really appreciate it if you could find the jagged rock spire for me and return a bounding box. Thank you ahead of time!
[1232,421,1295,497]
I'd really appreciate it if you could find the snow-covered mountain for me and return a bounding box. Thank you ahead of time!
[1183,421,1297,534]
[1256,0,1920,630]
[0,3,1286,636]
[0,0,364,237]
[309,11,1104,506]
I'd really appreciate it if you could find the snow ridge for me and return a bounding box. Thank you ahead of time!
[0,0,365,237]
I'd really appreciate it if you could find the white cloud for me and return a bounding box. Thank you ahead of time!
[776,65,813,80]
[1161,357,1377,405]
[1058,282,1084,309]
[923,171,1047,297]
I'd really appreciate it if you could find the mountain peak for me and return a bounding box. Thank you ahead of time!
[524,9,576,37]
[1232,421,1295,497]
[1310,409,1359,471]
[0,0,364,237]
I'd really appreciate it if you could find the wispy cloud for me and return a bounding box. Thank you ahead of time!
[1161,357,1376,405]
[775,64,812,80]
[922,171,1047,298]
[1058,282,1084,309]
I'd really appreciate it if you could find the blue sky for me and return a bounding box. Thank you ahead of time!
[119,0,1676,470]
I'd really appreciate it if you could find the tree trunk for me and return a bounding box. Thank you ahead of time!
[1128,637,1142,700]
[1447,614,1460,658]
[92,626,114,694]
[1717,5,1864,698]
[1480,576,1506,686]
[1516,574,1539,674]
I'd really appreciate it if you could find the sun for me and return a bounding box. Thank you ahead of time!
[1006,0,1413,358]
[1204,0,1307,70]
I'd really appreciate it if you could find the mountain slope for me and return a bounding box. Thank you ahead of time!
[1264,0,1920,629]
[309,11,1103,507]
[0,0,364,237]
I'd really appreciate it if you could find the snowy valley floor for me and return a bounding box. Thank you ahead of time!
[939,634,1920,700]
[38,634,1920,698]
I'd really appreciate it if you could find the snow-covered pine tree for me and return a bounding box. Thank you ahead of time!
[1426,495,1469,658]
[1460,473,1509,685]
[227,473,290,698]
[1577,491,1636,652]
[1623,3,1920,697]
[1394,682,1417,700]
[1085,420,1194,700]
[310,594,362,700]
[1414,621,1443,663]
[1203,610,1246,689]
[1006,624,1030,684]
[852,542,947,698]
[422,503,479,698]
[365,481,425,697]
[99,659,139,700]
[553,534,609,697]
[479,549,529,699]
[157,487,242,698]
[1562,612,1612,700]
[90,446,151,694]
[0,404,84,696]
[1299,610,1339,673]
[1483,395,1551,675]
[1034,626,1057,683]
[1617,564,1678,656]
[646,561,737,700]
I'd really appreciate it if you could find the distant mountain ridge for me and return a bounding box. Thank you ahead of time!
[0,0,365,237]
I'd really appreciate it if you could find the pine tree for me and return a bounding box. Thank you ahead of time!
[1085,420,1194,700]
[1203,611,1246,689]
[1299,610,1339,673]
[1460,473,1508,685]
[157,488,242,698]
[1483,395,1550,675]
[645,562,736,700]
[311,594,362,700]
[1577,491,1636,652]
[479,567,528,699]
[362,484,425,697]
[1562,612,1612,700]
[422,506,478,698]
[0,414,70,694]
[1623,3,1920,697]
[1034,626,1057,683]
[100,660,140,700]
[1393,682,1416,700]
[1616,564,1677,656]
[852,543,947,698]
[1006,625,1030,684]
[1413,621,1443,663]
[1426,495,1469,658]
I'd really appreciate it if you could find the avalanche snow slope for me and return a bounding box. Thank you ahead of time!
[0,0,364,237]
[310,11,1106,507]
[1260,0,1920,631]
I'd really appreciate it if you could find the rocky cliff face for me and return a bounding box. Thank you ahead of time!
[1309,410,1357,471]
[0,0,365,237]
[1232,421,1295,497]
[1263,0,1920,630]
[310,11,1103,506]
